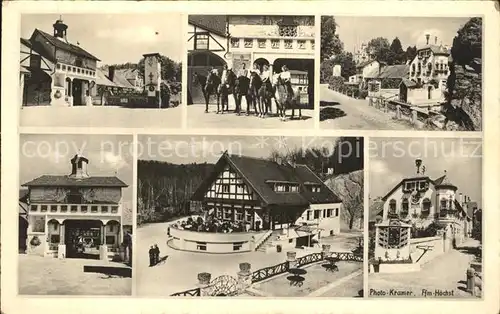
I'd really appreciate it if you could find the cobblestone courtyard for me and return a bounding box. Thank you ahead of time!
[18,254,131,295]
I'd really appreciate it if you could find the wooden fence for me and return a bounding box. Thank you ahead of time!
[251,261,290,283]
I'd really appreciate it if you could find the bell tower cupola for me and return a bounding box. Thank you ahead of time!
[53,16,68,42]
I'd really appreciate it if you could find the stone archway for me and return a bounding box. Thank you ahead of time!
[253,58,270,73]
[188,51,227,104]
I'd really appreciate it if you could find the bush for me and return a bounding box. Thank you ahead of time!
[359,90,368,99]
[411,221,440,238]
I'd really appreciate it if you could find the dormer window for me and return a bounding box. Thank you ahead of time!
[311,186,321,193]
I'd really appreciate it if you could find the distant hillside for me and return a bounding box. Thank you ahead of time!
[324,170,363,230]
[137,160,214,225]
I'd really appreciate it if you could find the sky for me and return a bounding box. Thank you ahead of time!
[333,16,474,53]
[19,134,133,206]
[369,137,482,207]
[21,14,183,65]
[137,135,354,165]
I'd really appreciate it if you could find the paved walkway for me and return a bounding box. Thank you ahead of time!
[135,222,356,296]
[20,105,182,128]
[368,239,481,298]
[18,254,131,295]
[319,85,413,130]
[187,103,315,129]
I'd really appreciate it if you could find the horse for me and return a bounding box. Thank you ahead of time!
[192,71,222,113]
[217,69,237,114]
[248,72,263,116]
[258,76,274,118]
[234,75,251,115]
[273,75,302,121]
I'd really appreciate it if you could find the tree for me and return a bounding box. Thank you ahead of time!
[405,45,417,63]
[451,17,482,68]
[366,37,391,63]
[325,171,364,230]
[320,59,335,84]
[332,51,356,80]
[321,16,344,60]
[388,37,405,65]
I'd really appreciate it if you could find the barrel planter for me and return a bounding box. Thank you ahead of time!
[286,251,297,261]
[198,272,211,285]
[239,262,251,273]
[322,244,331,253]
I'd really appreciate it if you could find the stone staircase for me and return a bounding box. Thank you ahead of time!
[256,230,282,252]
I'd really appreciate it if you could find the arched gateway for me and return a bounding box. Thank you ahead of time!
[188,51,227,104]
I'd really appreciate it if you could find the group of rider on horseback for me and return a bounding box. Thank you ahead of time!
[193,61,302,121]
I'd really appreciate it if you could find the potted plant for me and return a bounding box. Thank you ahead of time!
[239,262,251,273]
[30,236,41,247]
[198,272,211,285]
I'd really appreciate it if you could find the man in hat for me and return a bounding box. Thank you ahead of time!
[153,244,160,265]
[148,245,155,267]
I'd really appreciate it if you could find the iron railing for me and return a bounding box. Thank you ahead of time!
[170,287,201,297]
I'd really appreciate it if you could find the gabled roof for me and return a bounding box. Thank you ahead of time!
[418,44,450,55]
[116,68,139,80]
[356,59,377,69]
[371,64,409,79]
[381,176,434,201]
[96,68,119,87]
[20,38,32,48]
[189,15,228,37]
[192,153,341,206]
[31,29,100,61]
[401,77,418,88]
[22,175,128,188]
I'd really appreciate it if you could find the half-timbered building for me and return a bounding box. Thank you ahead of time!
[191,152,342,242]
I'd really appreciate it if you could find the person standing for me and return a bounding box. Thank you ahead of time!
[237,63,249,78]
[153,244,160,265]
[148,245,155,267]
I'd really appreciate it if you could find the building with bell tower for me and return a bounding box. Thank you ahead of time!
[20,17,100,107]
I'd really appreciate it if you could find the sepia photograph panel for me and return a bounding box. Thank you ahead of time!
[18,134,133,295]
[136,135,363,297]
[19,14,183,128]
[367,137,482,298]
[187,15,315,128]
[320,16,482,131]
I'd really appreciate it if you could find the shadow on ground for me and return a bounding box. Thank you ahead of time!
[84,265,132,278]
[320,107,347,121]
[320,100,341,107]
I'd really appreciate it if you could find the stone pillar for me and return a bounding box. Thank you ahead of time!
[58,222,66,259]
[395,105,402,119]
[197,272,212,296]
[287,251,297,269]
[100,223,108,260]
[237,263,252,293]
[466,267,476,295]
[368,97,373,106]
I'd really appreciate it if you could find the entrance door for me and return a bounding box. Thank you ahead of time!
[65,220,101,259]
[72,80,84,106]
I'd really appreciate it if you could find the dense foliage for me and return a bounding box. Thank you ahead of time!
[320,16,343,60]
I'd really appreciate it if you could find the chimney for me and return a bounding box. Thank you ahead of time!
[459,192,463,204]
[434,36,438,45]
[108,66,116,82]
[69,154,90,179]
[425,34,430,45]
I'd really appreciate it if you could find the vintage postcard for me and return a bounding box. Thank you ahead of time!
[135,135,363,297]
[320,16,483,131]
[18,134,133,295]
[1,1,499,314]
[367,137,482,298]
[187,15,315,129]
[19,13,183,128]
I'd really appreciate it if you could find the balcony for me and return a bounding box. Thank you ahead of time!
[230,37,314,54]
[29,203,121,216]
[55,62,96,80]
